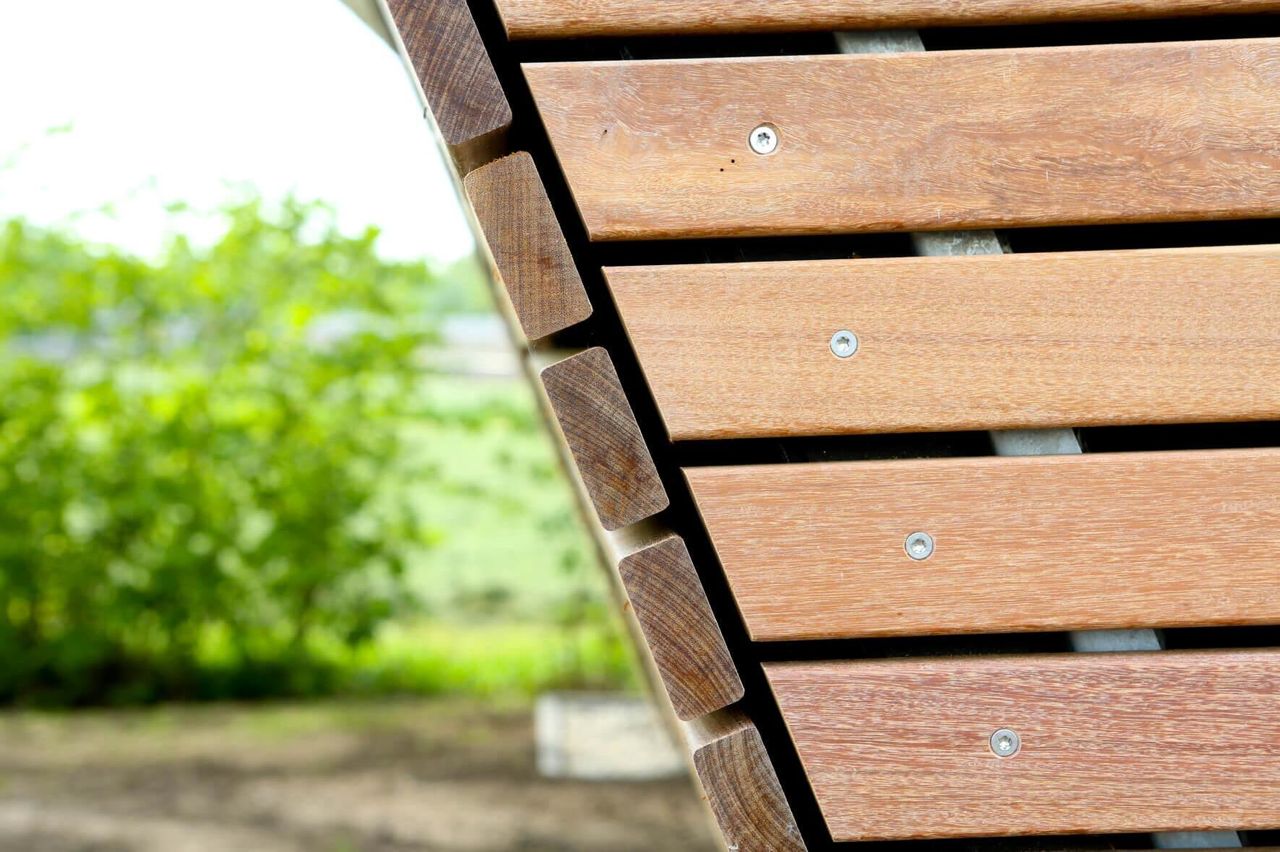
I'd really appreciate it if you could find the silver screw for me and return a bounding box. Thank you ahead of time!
[990,728,1021,758]
[904,531,934,560]
[829,330,858,358]
[749,124,779,155]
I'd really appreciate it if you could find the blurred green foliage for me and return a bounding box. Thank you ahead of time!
[0,203,439,703]
[408,376,633,696]
[0,203,632,706]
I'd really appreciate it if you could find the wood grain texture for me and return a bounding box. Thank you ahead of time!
[526,39,1280,240]
[388,0,511,172]
[541,348,668,530]
[618,536,743,721]
[497,0,1280,38]
[687,448,1280,640]
[465,154,593,341]
[689,712,807,851]
[607,246,1280,439]
[767,651,1280,841]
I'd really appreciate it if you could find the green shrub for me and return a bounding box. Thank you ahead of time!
[0,203,440,704]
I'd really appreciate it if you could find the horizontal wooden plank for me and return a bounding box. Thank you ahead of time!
[687,448,1280,640]
[689,712,807,851]
[607,246,1280,439]
[767,650,1280,841]
[498,0,1280,38]
[466,153,593,341]
[618,535,743,720]
[526,38,1280,240]
[388,0,511,172]
[541,348,669,529]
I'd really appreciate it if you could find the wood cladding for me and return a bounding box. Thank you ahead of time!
[767,651,1280,840]
[496,0,1280,38]
[387,0,511,172]
[404,2,1280,847]
[526,39,1280,240]
[690,713,807,851]
[607,246,1280,439]
[541,348,668,530]
[466,154,592,341]
[687,448,1280,640]
[618,536,743,720]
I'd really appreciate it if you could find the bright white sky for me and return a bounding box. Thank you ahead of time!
[0,0,476,263]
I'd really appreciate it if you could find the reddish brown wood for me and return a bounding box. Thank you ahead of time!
[465,154,593,341]
[688,448,1280,640]
[607,246,1280,439]
[767,651,1280,841]
[690,712,806,851]
[497,0,1280,38]
[526,39,1280,240]
[618,536,743,720]
[388,0,511,172]
[541,348,668,530]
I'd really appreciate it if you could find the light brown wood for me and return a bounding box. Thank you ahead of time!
[466,153,593,341]
[541,348,669,530]
[497,0,1280,38]
[688,712,807,851]
[767,650,1280,841]
[607,246,1280,439]
[687,448,1280,640]
[526,39,1280,240]
[388,0,511,172]
[618,535,743,721]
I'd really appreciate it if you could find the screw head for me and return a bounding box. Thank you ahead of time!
[904,531,934,560]
[990,728,1021,758]
[830,330,859,359]
[749,123,779,155]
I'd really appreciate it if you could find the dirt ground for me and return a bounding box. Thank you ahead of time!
[0,699,719,852]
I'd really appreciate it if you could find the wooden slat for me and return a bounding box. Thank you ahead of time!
[388,0,511,172]
[767,650,1280,841]
[466,153,593,341]
[541,348,669,530]
[498,0,1280,38]
[607,246,1280,439]
[689,712,807,851]
[618,535,743,720]
[687,448,1280,640]
[526,39,1280,240]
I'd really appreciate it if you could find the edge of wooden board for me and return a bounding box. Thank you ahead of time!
[687,711,808,851]
[686,447,1280,639]
[526,38,1280,240]
[765,650,1280,841]
[540,348,669,530]
[496,0,1280,39]
[465,153,593,341]
[618,534,744,721]
[603,245,1280,439]
[387,0,511,173]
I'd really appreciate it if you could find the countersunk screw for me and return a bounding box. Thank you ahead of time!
[990,728,1021,758]
[830,330,858,358]
[904,531,934,560]
[749,124,779,155]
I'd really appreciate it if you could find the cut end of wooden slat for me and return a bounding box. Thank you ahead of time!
[387,0,512,172]
[689,712,806,851]
[618,535,743,721]
[465,153,592,341]
[541,348,668,530]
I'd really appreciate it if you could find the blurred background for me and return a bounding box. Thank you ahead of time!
[0,2,715,849]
